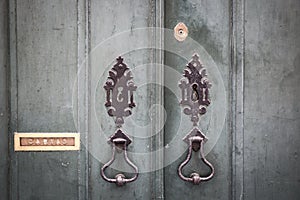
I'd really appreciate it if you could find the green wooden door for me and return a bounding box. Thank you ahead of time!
[2,0,299,199]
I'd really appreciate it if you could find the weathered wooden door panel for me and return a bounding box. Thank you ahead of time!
[164,0,231,199]
[9,0,87,199]
[88,0,163,199]
[8,0,163,199]
[0,0,9,199]
[243,0,300,199]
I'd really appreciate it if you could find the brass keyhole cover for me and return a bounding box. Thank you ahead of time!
[174,22,188,41]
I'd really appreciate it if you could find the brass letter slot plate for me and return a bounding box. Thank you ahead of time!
[14,132,80,151]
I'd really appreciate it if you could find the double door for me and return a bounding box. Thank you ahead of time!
[1,0,299,199]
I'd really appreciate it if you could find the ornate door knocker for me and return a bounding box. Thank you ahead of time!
[101,56,138,186]
[177,54,214,185]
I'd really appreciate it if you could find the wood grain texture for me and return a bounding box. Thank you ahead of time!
[5,0,300,199]
[0,0,8,199]
[244,0,300,199]
[231,0,245,199]
[9,0,86,199]
[164,0,231,199]
[88,0,164,199]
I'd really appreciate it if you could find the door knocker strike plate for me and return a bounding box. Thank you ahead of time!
[178,54,214,185]
[101,56,138,186]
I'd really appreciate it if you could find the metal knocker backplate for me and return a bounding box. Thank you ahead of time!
[178,54,215,185]
[101,56,138,186]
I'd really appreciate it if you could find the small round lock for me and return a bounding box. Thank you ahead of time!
[174,22,188,41]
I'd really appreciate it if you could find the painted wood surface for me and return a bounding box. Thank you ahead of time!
[8,0,163,199]
[164,0,232,199]
[9,0,86,199]
[4,0,300,199]
[88,0,163,199]
[0,0,8,199]
[164,0,300,199]
[243,0,300,199]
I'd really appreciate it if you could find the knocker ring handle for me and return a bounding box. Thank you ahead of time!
[177,54,215,184]
[102,56,139,186]
[178,136,214,185]
[101,138,138,186]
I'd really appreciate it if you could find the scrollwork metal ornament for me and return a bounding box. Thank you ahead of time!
[104,56,137,127]
[178,54,214,185]
[101,56,138,186]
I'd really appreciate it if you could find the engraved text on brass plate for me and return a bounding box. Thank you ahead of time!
[14,133,80,151]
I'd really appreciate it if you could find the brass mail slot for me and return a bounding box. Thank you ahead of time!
[14,132,80,151]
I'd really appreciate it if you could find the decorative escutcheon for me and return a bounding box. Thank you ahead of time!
[101,56,138,186]
[178,54,214,185]
[174,22,188,41]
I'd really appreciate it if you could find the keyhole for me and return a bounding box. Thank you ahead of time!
[117,87,124,102]
[191,84,199,102]
[178,29,184,35]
